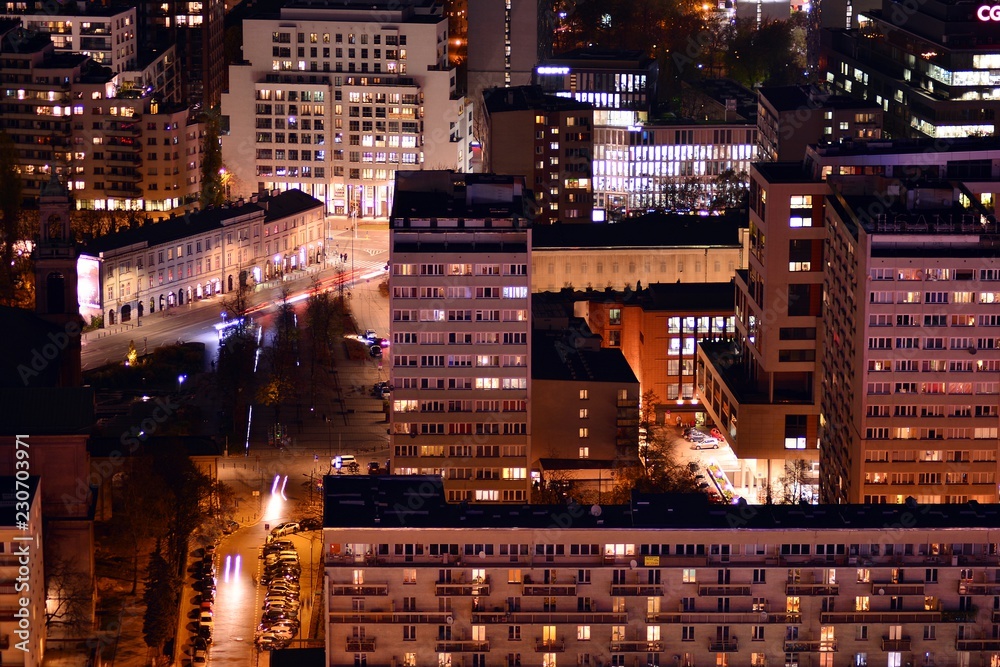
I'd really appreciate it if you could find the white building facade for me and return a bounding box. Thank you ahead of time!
[3,7,137,73]
[222,0,472,218]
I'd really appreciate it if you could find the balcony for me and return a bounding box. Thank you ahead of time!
[345,638,375,652]
[698,584,751,596]
[436,582,491,596]
[609,641,664,653]
[534,639,566,652]
[523,584,576,596]
[709,639,739,652]
[784,640,836,652]
[104,186,142,198]
[872,582,924,596]
[435,640,490,652]
[331,584,388,596]
[786,583,839,596]
[881,637,911,651]
[472,612,627,624]
[821,610,976,623]
[329,612,452,624]
[611,584,663,596]
[956,639,1000,651]
[960,582,1000,595]
[647,612,801,624]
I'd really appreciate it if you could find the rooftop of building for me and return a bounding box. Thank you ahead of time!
[534,281,735,313]
[669,78,757,123]
[532,328,639,385]
[262,0,444,22]
[537,458,616,471]
[483,85,593,114]
[758,85,882,113]
[0,476,40,526]
[390,171,534,223]
[322,479,1000,530]
[0,387,95,434]
[18,4,135,17]
[542,48,655,69]
[37,51,90,69]
[0,27,51,54]
[809,135,1000,159]
[752,161,817,184]
[531,211,745,249]
[82,189,322,256]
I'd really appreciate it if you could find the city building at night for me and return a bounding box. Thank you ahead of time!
[388,171,533,503]
[0,476,44,667]
[483,85,594,224]
[530,303,640,493]
[530,212,748,293]
[78,189,325,326]
[0,5,137,73]
[756,85,883,162]
[324,480,1000,667]
[822,180,1000,505]
[222,0,472,217]
[823,0,1000,138]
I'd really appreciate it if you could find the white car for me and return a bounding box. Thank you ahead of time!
[270,522,301,537]
[692,437,721,450]
[199,610,214,631]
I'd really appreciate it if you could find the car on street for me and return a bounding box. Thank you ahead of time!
[222,519,239,534]
[710,427,724,440]
[199,610,214,631]
[198,625,212,644]
[363,329,377,340]
[299,517,321,531]
[369,344,383,358]
[263,540,293,554]
[368,461,380,474]
[332,454,357,470]
[255,634,287,650]
[270,522,300,537]
[692,437,721,450]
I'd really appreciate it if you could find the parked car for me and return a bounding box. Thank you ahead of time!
[223,519,239,534]
[368,461,381,474]
[299,517,322,531]
[270,522,300,538]
[263,540,293,555]
[710,427,724,440]
[692,437,721,450]
[332,454,358,470]
[369,344,383,358]
[199,610,214,631]
[198,625,212,644]
[363,329,377,340]
[686,430,710,441]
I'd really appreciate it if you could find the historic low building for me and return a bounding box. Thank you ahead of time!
[78,189,325,326]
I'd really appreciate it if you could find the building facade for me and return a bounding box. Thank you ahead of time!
[222,0,472,218]
[2,6,137,73]
[388,172,533,503]
[822,0,1000,138]
[530,213,748,293]
[466,0,537,91]
[698,162,827,498]
[78,189,325,326]
[324,483,1000,667]
[756,85,883,163]
[822,181,1000,505]
[483,86,594,224]
[0,477,44,667]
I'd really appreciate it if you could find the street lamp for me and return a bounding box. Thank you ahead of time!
[178,374,187,392]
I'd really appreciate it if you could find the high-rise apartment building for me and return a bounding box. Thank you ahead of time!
[389,171,533,503]
[466,0,538,91]
[698,162,826,497]
[174,0,225,109]
[222,0,472,217]
[324,479,996,667]
[822,181,1000,504]
[823,0,1000,138]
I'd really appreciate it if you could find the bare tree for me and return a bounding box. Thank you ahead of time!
[44,552,94,634]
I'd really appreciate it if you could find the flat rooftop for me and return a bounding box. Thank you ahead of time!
[390,171,534,222]
[322,478,1000,530]
[532,211,745,249]
[753,161,817,184]
[532,329,639,384]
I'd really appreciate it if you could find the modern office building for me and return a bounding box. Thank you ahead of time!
[388,171,533,503]
[822,180,1000,505]
[530,212,748,293]
[534,50,658,115]
[1,5,137,73]
[698,162,827,498]
[483,86,595,224]
[324,480,999,667]
[117,45,182,105]
[0,476,44,667]
[757,85,883,162]
[78,189,325,326]
[576,282,737,413]
[222,0,472,217]
[822,0,1000,139]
